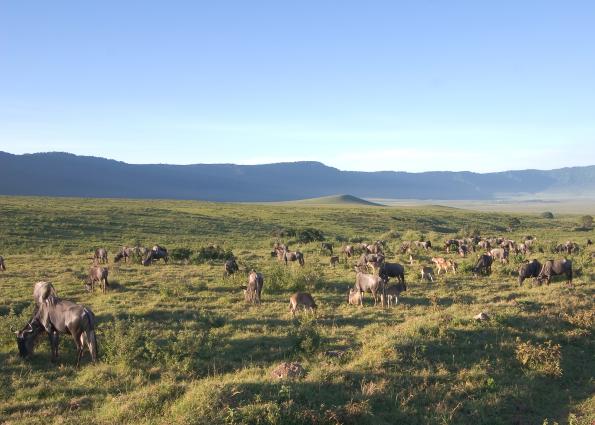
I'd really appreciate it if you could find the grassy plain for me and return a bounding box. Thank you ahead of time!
[0,195,593,424]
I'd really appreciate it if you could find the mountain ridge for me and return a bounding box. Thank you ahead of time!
[1,151,593,201]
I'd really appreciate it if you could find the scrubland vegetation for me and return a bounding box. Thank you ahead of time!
[0,196,593,424]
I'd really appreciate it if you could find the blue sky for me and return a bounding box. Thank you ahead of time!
[1,1,594,172]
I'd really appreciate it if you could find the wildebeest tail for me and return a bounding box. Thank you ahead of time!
[83,308,98,362]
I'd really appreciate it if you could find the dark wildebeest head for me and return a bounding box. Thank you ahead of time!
[15,318,43,358]
[518,259,541,286]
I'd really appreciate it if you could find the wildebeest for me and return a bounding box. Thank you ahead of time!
[414,240,432,251]
[383,283,406,307]
[283,250,305,266]
[420,266,435,282]
[518,259,542,286]
[365,253,385,272]
[431,257,457,274]
[16,294,98,366]
[321,242,333,255]
[489,247,509,263]
[289,292,317,317]
[378,262,405,288]
[94,248,108,264]
[458,245,469,257]
[537,259,573,286]
[114,246,132,263]
[444,239,459,253]
[341,245,354,258]
[0,255,5,271]
[472,254,493,277]
[243,270,264,304]
[33,281,58,307]
[85,266,109,293]
[142,245,169,266]
[329,255,339,267]
[477,240,491,251]
[399,241,412,254]
[224,258,239,276]
[353,272,386,306]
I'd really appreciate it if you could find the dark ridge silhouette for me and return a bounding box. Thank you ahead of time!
[0,151,593,201]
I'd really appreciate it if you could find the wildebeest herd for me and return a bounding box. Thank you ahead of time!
[3,234,586,367]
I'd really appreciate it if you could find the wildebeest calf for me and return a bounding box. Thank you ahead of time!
[94,248,108,264]
[329,255,339,267]
[383,283,406,307]
[289,292,317,317]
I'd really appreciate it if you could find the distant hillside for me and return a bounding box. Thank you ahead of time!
[281,194,384,206]
[1,151,594,201]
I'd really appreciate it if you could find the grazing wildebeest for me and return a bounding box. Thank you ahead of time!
[353,272,386,306]
[85,266,109,293]
[114,246,132,263]
[289,292,317,317]
[413,240,432,251]
[383,283,406,307]
[142,245,169,266]
[431,257,457,275]
[0,255,5,271]
[321,242,333,255]
[341,245,354,258]
[444,239,459,253]
[518,259,542,286]
[94,248,108,264]
[537,259,573,286]
[283,250,305,266]
[378,262,405,288]
[489,247,509,263]
[329,255,339,267]
[472,254,493,277]
[224,258,239,276]
[16,295,98,366]
[420,266,435,282]
[243,270,264,304]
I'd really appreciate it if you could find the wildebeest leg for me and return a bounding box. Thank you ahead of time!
[49,331,59,361]
[74,332,84,367]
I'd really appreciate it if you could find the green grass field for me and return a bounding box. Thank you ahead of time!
[0,196,593,424]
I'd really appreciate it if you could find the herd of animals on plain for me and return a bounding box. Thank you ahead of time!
[2,234,592,367]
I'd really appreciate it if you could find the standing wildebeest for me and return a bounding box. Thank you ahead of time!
[378,262,406,288]
[94,248,108,264]
[537,259,573,286]
[473,254,493,277]
[477,240,491,251]
[400,241,412,254]
[489,247,509,263]
[16,294,98,366]
[0,255,5,271]
[341,245,354,259]
[321,242,333,255]
[85,266,109,293]
[243,270,264,304]
[289,292,317,317]
[413,240,432,251]
[329,255,340,267]
[518,259,542,286]
[383,283,406,307]
[420,266,435,283]
[283,250,305,266]
[224,258,239,276]
[142,245,169,266]
[353,272,386,306]
[458,245,469,257]
[114,246,132,263]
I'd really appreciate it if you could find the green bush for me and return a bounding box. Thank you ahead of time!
[290,316,321,354]
[170,247,193,262]
[541,211,555,219]
[192,245,234,263]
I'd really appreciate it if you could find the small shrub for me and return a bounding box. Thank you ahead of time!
[541,211,554,219]
[515,338,562,377]
[192,245,234,263]
[295,228,325,243]
[170,247,193,262]
[290,316,321,354]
